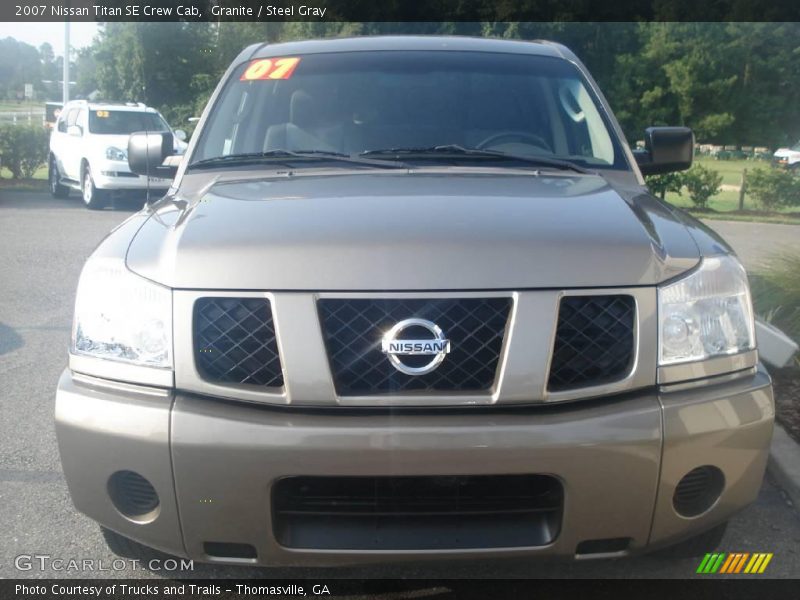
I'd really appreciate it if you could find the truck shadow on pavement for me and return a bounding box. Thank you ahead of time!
[147,552,699,581]
[0,191,145,212]
[0,322,23,355]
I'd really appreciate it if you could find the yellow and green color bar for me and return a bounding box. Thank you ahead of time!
[696,552,773,574]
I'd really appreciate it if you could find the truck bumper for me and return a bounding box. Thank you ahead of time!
[92,161,171,192]
[55,367,774,566]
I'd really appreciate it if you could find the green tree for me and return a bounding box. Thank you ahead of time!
[0,37,43,101]
[747,167,800,209]
[0,125,48,178]
[93,23,214,122]
[646,172,686,200]
[72,21,800,149]
[39,43,58,84]
[74,47,98,99]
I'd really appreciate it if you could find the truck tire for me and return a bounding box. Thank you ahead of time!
[82,165,107,210]
[48,156,70,198]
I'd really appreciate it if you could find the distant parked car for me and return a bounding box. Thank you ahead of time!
[44,101,63,129]
[48,100,188,209]
[773,141,800,168]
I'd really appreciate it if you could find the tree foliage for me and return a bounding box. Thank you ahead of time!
[747,167,800,209]
[0,124,48,178]
[26,21,800,147]
[683,164,723,208]
[646,172,686,200]
[0,37,47,100]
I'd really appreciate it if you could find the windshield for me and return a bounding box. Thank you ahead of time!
[191,50,627,170]
[88,110,169,135]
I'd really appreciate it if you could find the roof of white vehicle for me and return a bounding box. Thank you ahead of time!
[249,35,568,60]
[62,100,157,112]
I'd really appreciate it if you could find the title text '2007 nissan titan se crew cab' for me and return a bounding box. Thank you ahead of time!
[55,36,773,566]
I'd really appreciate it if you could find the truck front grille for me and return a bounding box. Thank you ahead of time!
[193,297,284,388]
[272,475,563,550]
[547,295,635,391]
[317,298,511,395]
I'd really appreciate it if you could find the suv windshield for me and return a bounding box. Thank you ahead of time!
[88,110,169,135]
[191,50,627,170]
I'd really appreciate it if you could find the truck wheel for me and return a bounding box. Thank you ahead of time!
[48,157,70,198]
[100,526,170,562]
[651,521,728,558]
[82,166,107,210]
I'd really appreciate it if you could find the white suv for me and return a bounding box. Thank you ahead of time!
[48,101,188,209]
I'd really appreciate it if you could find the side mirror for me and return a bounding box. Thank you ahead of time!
[174,129,187,142]
[67,125,82,137]
[634,127,694,176]
[128,131,177,179]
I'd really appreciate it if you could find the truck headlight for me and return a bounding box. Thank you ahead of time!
[105,146,127,161]
[71,257,172,368]
[658,255,755,365]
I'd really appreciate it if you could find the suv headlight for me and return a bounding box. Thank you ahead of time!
[658,255,755,365]
[71,257,172,368]
[105,146,127,161]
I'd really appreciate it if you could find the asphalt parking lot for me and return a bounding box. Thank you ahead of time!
[0,191,799,582]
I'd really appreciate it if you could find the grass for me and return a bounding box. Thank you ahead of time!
[666,189,800,224]
[753,255,800,443]
[661,155,800,224]
[694,156,760,187]
[690,211,800,225]
[0,165,47,180]
[751,254,800,342]
[753,255,800,336]
[750,254,800,443]
[668,188,742,211]
[0,165,48,192]
[0,101,45,113]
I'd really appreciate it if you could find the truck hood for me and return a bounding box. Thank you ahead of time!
[126,171,704,290]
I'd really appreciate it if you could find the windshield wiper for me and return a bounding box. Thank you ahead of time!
[360,145,594,174]
[188,149,407,170]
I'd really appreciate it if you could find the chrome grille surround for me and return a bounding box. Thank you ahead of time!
[317,297,512,395]
[548,295,636,391]
[193,297,284,388]
[172,288,655,407]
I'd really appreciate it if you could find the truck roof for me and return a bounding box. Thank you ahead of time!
[61,100,156,113]
[249,35,568,60]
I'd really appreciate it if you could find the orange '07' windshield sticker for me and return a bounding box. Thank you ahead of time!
[240,57,301,81]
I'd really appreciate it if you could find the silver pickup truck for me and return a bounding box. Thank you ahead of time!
[55,36,773,567]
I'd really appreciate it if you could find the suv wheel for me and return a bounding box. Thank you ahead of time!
[48,157,70,198]
[82,166,106,210]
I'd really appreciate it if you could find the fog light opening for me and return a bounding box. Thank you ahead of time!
[575,537,632,557]
[673,466,725,518]
[203,542,258,561]
[107,470,160,523]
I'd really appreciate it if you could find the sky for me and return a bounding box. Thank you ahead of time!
[0,22,99,56]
